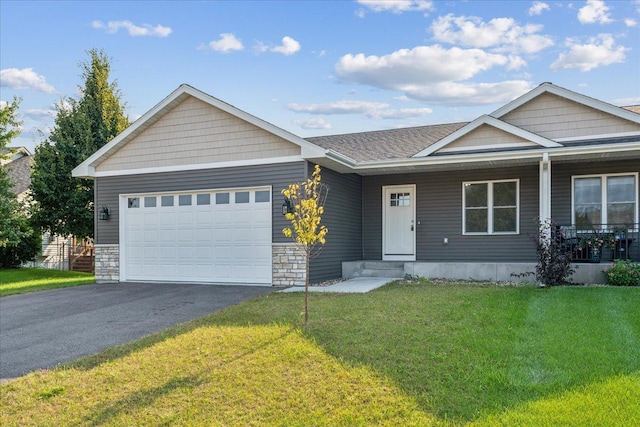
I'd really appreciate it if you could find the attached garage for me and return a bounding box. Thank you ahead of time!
[121,187,272,285]
[72,84,338,286]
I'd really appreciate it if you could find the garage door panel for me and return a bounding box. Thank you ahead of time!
[123,187,272,285]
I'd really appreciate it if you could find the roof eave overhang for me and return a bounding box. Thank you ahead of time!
[327,141,640,175]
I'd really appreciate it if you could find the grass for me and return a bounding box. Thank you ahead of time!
[1,281,639,426]
[0,268,95,296]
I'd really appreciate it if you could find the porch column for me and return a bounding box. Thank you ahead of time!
[539,152,552,226]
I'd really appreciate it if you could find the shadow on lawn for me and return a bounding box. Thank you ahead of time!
[80,375,204,426]
[62,284,640,424]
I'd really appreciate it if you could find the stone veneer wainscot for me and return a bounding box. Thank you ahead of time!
[94,244,119,282]
[272,243,306,287]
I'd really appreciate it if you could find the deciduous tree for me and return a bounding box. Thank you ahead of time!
[282,165,329,325]
[0,97,41,266]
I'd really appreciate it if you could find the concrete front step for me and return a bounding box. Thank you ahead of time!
[343,261,405,279]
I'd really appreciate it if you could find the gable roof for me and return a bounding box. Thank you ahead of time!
[406,82,640,158]
[491,82,640,125]
[72,84,326,178]
[412,115,562,158]
[306,122,466,162]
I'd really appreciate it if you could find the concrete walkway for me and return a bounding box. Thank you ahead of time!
[279,277,399,293]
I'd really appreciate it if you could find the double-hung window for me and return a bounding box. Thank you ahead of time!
[463,179,519,234]
[573,173,638,228]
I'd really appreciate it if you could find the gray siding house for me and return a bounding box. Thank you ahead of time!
[73,83,640,285]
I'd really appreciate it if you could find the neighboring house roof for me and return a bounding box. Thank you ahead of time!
[3,152,32,196]
[306,122,466,162]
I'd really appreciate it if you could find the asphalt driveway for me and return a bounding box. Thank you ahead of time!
[0,282,274,379]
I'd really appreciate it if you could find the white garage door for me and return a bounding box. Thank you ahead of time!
[121,187,272,285]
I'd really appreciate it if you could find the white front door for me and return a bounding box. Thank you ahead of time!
[383,185,416,261]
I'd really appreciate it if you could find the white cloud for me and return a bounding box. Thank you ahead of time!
[91,20,172,37]
[256,37,301,55]
[399,81,533,105]
[367,107,433,119]
[0,68,57,94]
[528,1,550,16]
[336,45,508,88]
[334,45,534,105]
[551,33,628,71]
[294,118,332,130]
[612,96,640,106]
[202,33,244,53]
[23,108,56,120]
[625,18,637,27]
[357,0,434,14]
[271,36,301,56]
[577,0,613,24]
[287,100,388,114]
[430,14,554,54]
[288,99,433,120]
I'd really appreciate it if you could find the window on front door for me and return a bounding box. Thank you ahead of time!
[573,173,638,228]
[463,179,519,234]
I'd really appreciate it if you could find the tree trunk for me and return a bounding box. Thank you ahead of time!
[304,247,310,326]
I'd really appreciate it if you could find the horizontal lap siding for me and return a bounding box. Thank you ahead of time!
[95,162,307,245]
[308,164,362,283]
[363,166,539,262]
[552,159,640,223]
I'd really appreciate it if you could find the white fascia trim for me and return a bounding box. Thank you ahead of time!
[352,141,640,171]
[438,142,538,153]
[324,149,357,167]
[413,115,561,157]
[554,131,640,143]
[93,155,304,178]
[73,84,327,178]
[491,83,640,124]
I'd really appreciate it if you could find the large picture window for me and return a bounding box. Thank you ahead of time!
[463,180,519,234]
[573,173,638,228]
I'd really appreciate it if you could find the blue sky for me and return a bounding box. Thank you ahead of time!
[2,0,639,153]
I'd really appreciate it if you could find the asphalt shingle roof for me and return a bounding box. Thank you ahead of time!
[305,122,468,162]
[4,154,32,196]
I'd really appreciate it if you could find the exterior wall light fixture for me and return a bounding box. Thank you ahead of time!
[99,205,110,221]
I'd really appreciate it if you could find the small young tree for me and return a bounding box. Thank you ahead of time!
[282,165,329,325]
[532,218,575,286]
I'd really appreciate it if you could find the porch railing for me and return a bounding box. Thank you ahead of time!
[557,223,639,263]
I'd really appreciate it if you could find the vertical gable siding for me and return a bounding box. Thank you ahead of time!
[308,164,362,283]
[97,97,301,172]
[551,159,640,224]
[363,165,539,262]
[95,162,307,245]
[437,125,537,153]
[501,93,640,139]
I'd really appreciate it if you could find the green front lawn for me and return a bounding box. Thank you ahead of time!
[0,268,95,296]
[1,282,639,426]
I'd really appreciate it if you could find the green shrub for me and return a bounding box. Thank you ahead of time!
[603,260,640,286]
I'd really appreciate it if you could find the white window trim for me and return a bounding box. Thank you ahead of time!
[571,172,639,229]
[462,179,520,235]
